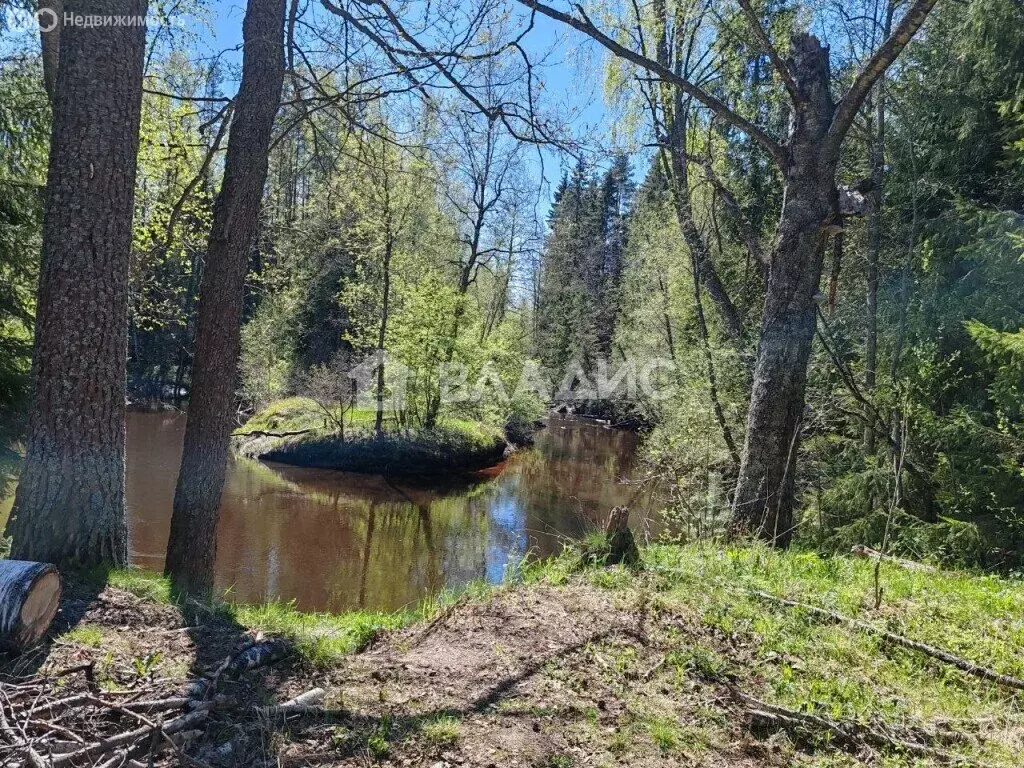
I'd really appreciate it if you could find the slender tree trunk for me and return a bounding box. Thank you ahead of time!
[37,0,63,102]
[730,34,839,546]
[4,0,147,568]
[666,160,743,343]
[374,233,393,437]
[165,0,285,597]
[655,39,743,344]
[656,273,677,361]
[423,215,482,428]
[656,103,739,465]
[691,250,741,469]
[864,4,893,459]
[651,0,741,342]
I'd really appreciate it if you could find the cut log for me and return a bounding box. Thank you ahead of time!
[0,560,62,653]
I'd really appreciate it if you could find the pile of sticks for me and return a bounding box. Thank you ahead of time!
[0,637,329,768]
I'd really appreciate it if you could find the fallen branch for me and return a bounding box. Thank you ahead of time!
[258,687,324,715]
[257,688,344,719]
[1,636,294,767]
[734,689,961,762]
[189,637,292,700]
[851,544,936,572]
[752,590,1024,692]
[51,710,208,766]
[231,428,313,438]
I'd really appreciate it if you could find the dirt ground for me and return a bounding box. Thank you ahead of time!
[0,575,975,767]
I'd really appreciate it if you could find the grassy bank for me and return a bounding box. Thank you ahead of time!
[233,397,510,476]
[101,567,484,667]
[6,544,1024,766]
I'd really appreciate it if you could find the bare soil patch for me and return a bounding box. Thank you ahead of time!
[1,571,1009,767]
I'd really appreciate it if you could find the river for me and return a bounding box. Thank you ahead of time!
[1,413,661,613]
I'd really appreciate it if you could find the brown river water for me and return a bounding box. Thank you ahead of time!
[2,413,661,613]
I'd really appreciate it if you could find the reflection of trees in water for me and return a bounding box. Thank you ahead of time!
[502,418,661,547]
[121,413,659,612]
[358,501,376,608]
[214,472,497,612]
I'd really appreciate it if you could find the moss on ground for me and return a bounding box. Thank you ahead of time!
[233,397,509,476]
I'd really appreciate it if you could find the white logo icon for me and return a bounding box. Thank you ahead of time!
[35,8,59,32]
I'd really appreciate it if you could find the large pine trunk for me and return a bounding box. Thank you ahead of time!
[164,0,286,597]
[4,0,147,567]
[730,35,839,546]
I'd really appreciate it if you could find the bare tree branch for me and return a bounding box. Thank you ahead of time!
[735,0,799,102]
[827,0,939,149]
[515,0,788,167]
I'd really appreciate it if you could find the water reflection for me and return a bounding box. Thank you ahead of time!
[5,412,661,613]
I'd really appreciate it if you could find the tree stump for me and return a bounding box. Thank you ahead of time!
[581,507,640,568]
[0,560,62,653]
[604,506,640,566]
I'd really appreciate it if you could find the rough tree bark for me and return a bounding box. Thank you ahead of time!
[730,35,838,545]
[523,0,938,545]
[4,0,147,568]
[165,0,286,597]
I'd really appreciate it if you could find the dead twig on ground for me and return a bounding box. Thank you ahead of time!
[733,689,975,764]
[751,590,1024,692]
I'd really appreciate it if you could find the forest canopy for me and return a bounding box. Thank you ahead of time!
[0,0,1023,574]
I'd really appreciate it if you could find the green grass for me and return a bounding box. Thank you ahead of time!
[64,625,104,647]
[230,579,494,668]
[238,397,343,434]
[107,568,173,603]
[96,566,496,668]
[230,601,422,667]
[525,542,1024,765]
[98,544,1024,763]
[644,714,689,753]
[418,714,461,748]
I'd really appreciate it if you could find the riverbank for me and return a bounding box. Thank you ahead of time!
[2,543,1022,766]
[232,398,517,477]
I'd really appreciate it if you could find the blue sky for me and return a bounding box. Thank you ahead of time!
[190,0,618,210]
[2,0,624,213]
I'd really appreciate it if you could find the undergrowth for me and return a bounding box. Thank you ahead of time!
[526,542,1024,764]
[103,566,495,668]
[70,541,1024,764]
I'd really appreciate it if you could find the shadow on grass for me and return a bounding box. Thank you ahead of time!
[238,628,635,765]
[3,564,607,765]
